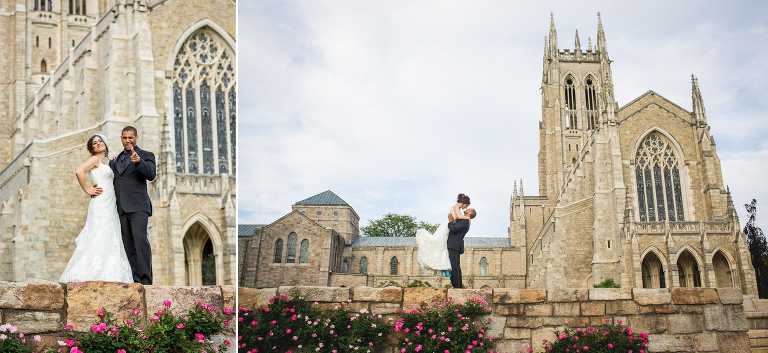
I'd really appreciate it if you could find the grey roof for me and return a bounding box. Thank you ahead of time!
[352,236,511,248]
[238,224,265,237]
[295,190,350,206]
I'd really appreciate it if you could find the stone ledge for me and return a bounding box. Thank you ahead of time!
[671,288,719,305]
[0,280,65,310]
[277,286,351,302]
[352,286,403,303]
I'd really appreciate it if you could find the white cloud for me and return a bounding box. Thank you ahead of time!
[239,1,768,235]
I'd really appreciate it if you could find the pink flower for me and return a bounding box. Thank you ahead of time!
[150,315,160,322]
[176,323,185,329]
[70,347,83,353]
[63,324,74,331]
[195,333,205,343]
[583,346,590,351]
[97,307,106,318]
[90,322,107,334]
[132,308,141,316]
[65,339,76,347]
[124,319,135,327]
[223,307,234,315]
[286,328,292,334]
[33,335,42,342]
[117,350,127,353]
[608,343,615,349]
[223,339,231,347]
[163,299,172,308]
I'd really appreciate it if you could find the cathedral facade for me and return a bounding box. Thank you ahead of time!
[240,15,758,295]
[0,0,236,285]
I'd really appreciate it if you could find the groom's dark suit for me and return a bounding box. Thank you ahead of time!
[109,145,156,285]
[447,219,470,288]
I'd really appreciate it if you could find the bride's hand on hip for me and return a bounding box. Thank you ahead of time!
[86,185,103,198]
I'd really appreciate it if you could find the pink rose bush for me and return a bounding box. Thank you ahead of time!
[39,300,234,353]
[544,321,649,353]
[0,324,35,353]
[392,296,497,353]
[239,290,389,353]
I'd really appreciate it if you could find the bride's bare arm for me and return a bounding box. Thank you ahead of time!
[450,203,470,221]
[75,156,103,197]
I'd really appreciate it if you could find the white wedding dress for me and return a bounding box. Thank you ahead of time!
[415,223,452,271]
[59,163,133,283]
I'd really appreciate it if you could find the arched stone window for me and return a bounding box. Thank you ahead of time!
[641,252,666,288]
[479,257,489,276]
[299,239,309,263]
[341,258,349,273]
[585,75,599,130]
[40,60,47,74]
[564,75,577,129]
[273,239,283,263]
[172,27,236,175]
[182,222,219,285]
[713,251,733,287]
[201,239,216,285]
[390,256,399,275]
[286,232,297,263]
[677,250,701,287]
[359,256,368,274]
[635,132,685,222]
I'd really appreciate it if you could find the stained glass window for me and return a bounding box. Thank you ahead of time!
[564,76,577,129]
[286,233,297,263]
[273,239,283,263]
[585,76,599,130]
[479,257,489,276]
[299,239,309,263]
[635,132,685,222]
[360,256,368,274]
[171,28,236,175]
[390,257,398,275]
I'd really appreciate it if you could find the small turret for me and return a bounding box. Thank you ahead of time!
[692,74,708,126]
[597,12,607,55]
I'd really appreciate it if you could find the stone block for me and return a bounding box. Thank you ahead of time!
[145,286,223,315]
[542,316,590,327]
[716,332,752,353]
[370,303,401,315]
[667,313,704,334]
[589,288,631,300]
[694,333,719,352]
[633,288,672,305]
[278,286,350,302]
[238,287,276,308]
[532,327,557,352]
[628,315,667,333]
[447,288,492,305]
[345,302,370,313]
[0,280,64,310]
[493,288,546,304]
[220,285,235,309]
[647,334,693,352]
[703,305,748,331]
[483,315,506,338]
[670,288,719,305]
[717,288,744,305]
[552,302,580,316]
[495,304,524,316]
[580,302,605,316]
[547,288,588,302]
[3,311,61,333]
[494,339,532,353]
[402,288,446,309]
[505,327,532,339]
[66,282,144,331]
[352,286,402,303]
[506,316,544,328]
[606,300,640,315]
[525,303,553,316]
[653,304,676,314]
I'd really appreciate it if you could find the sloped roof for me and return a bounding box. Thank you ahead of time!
[295,190,350,206]
[351,236,511,248]
[238,224,265,237]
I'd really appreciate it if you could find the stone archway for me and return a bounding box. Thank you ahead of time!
[677,250,702,287]
[641,251,666,288]
[713,251,733,288]
[183,222,218,286]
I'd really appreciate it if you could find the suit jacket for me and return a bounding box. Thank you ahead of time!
[109,146,156,216]
[447,219,470,254]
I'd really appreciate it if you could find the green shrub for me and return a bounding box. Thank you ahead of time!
[543,321,648,353]
[593,278,620,288]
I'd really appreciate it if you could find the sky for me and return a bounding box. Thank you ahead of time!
[238,1,768,237]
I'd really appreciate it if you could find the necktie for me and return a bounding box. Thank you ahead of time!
[117,152,130,174]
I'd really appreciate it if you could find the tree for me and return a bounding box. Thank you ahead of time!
[361,214,438,237]
[744,199,768,298]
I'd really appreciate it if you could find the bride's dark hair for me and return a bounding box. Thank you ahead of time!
[457,193,470,205]
[87,134,109,157]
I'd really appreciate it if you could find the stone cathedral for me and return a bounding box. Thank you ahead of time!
[0,0,236,286]
[239,14,759,295]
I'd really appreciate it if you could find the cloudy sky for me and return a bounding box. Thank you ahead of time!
[238,1,768,237]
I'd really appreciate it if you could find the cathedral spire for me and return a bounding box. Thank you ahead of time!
[575,29,582,52]
[597,12,607,55]
[519,178,525,197]
[692,74,707,125]
[587,36,593,51]
[549,13,558,55]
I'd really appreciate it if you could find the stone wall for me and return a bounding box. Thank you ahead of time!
[0,280,234,350]
[241,285,761,353]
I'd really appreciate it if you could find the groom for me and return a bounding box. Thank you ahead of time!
[447,208,476,288]
[109,126,156,285]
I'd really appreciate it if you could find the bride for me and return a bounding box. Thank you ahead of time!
[416,193,472,276]
[59,134,133,283]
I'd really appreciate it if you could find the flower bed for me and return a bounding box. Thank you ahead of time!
[542,321,649,353]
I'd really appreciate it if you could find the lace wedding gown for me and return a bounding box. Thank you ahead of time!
[59,163,133,283]
[415,223,452,271]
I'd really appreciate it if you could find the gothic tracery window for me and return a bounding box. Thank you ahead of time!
[273,239,283,263]
[585,76,599,130]
[479,257,489,276]
[286,232,297,263]
[359,256,368,274]
[299,239,309,263]
[390,256,399,275]
[635,132,685,222]
[172,27,236,175]
[564,76,577,129]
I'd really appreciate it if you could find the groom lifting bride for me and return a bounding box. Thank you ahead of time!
[60,126,156,285]
[416,193,477,288]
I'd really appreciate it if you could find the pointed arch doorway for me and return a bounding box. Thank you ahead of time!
[183,222,218,285]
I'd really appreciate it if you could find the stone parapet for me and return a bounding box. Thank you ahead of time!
[243,286,766,353]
